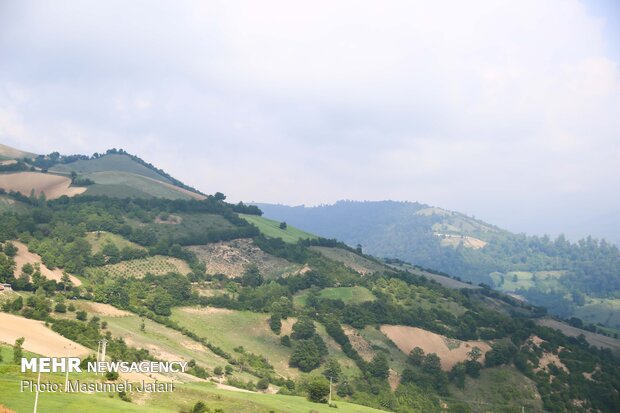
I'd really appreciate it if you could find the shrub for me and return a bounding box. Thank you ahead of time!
[306,376,330,403]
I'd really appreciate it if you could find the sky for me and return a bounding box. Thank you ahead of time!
[0,0,619,244]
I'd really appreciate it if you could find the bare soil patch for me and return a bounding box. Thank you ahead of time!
[77,301,131,317]
[380,325,491,370]
[179,306,234,315]
[0,172,86,199]
[343,326,375,361]
[12,241,82,286]
[0,312,90,357]
[187,238,301,278]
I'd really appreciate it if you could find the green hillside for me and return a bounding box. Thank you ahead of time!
[240,214,316,243]
[257,201,620,328]
[50,154,171,182]
[0,164,620,412]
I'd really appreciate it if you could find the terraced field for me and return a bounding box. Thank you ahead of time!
[95,255,191,277]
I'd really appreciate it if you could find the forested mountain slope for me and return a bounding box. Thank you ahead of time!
[256,201,620,329]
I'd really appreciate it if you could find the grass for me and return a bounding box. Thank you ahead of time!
[294,287,376,307]
[490,270,565,293]
[309,247,385,275]
[0,366,387,413]
[240,214,316,243]
[50,154,170,183]
[171,308,296,377]
[448,365,542,412]
[142,213,236,242]
[574,298,620,329]
[358,326,409,373]
[91,255,191,277]
[84,172,195,200]
[98,313,243,376]
[85,231,145,254]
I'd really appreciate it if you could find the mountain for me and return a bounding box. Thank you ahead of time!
[1,147,620,413]
[256,201,620,329]
[0,145,205,200]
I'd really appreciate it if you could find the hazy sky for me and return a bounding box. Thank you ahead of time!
[1,1,619,243]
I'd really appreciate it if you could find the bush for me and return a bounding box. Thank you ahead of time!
[54,302,67,313]
[106,371,119,381]
[76,310,87,321]
[269,314,282,335]
[256,377,269,390]
[306,376,330,403]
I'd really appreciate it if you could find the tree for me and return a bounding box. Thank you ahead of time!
[54,302,67,313]
[408,347,425,365]
[256,377,269,390]
[189,401,209,413]
[290,340,322,372]
[322,358,342,383]
[279,222,287,230]
[467,346,482,362]
[213,192,226,201]
[3,242,17,257]
[13,337,24,363]
[76,310,87,321]
[368,353,390,379]
[241,264,263,287]
[291,317,315,340]
[269,314,282,334]
[306,375,330,403]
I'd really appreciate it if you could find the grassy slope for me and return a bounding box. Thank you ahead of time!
[85,231,145,253]
[171,308,297,377]
[240,214,316,243]
[0,144,37,160]
[294,286,376,307]
[309,246,385,274]
[50,154,170,183]
[447,365,543,412]
[50,155,202,200]
[0,345,384,413]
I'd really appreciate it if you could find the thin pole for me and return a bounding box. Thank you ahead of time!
[33,370,41,413]
[65,345,72,391]
[100,339,107,375]
[328,376,332,404]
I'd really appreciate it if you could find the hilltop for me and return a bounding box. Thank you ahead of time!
[0,148,619,412]
[0,145,205,200]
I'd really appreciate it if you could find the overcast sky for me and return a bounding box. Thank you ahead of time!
[1,0,619,244]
